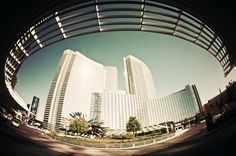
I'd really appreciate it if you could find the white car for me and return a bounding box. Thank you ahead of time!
[11,118,21,128]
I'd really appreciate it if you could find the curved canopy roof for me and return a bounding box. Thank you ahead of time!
[0,0,235,110]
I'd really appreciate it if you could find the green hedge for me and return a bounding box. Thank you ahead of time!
[56,132,169,144]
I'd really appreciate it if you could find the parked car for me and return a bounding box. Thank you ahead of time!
[11,117,21,128]
[175,125,184,131]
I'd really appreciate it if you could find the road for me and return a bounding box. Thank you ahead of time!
[0,118,236,156]
[140,117,236,156]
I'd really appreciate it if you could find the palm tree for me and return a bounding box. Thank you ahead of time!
[87,119,107,138]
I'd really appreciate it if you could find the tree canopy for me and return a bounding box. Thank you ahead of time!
[226,81,236,102]
[69,116,89,134]
[126,116,141,135]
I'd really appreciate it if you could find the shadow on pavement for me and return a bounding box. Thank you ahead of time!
[0,118,77,156]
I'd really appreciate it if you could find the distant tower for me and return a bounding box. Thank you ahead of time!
[30,96,40,116]
[123,55,157,99]
[191,84,204,113]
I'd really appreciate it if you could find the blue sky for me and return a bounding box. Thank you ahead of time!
[15,31,236,121]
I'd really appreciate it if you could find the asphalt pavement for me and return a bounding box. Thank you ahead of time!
[0,117,236,156]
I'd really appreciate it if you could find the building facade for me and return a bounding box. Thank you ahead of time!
[90,91,149,129]
[91,85,202,130]
[104,66,119,92]
[43,49,203,131]
[147,85,202,126]
[43,49,118,130]
[124,55,157,99]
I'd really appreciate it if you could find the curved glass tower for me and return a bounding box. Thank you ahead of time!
[43,49,118,130]
[124,55,157,99]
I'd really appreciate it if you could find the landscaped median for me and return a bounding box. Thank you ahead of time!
[54,132,175,148]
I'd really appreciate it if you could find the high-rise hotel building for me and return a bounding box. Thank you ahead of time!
[124,55,157,99]
[91,85,202,130]
[91,55,203,130]
[44,49,203,130]
[147,85,203,126]
[43,49,118,130]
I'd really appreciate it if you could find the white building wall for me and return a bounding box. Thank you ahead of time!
[91,85,201,130]
[45,49,121,130]
[123,55,157,99]
[92,92,149,130]
[47,51,74,128]
[62,50,106,119]
[91,84,202,130]
[147,85,201,125]
[104,66,119,92]
[141,62,157,99]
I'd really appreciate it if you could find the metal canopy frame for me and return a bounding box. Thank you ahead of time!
[4,0,233,87]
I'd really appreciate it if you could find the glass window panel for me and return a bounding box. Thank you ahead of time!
[142,25,173,34]
[66,26,99,37]
[209,48,216,56]
[99,3,142,10]
[203,27,214,40]
[196,37,210,48]
[143,16,176,27]
[174,31,195,42]
[215,37,223,48]
[178,20,201,35]
[40,29,62,42]
[64,20,98,32]
[100,17,141,23]
[205,25,215,38]
[201,28,213,43]
[211,44,218,54]
[144,12,177,22]
[101,24,141,30]
[99,10,141,16]
[212,42,220,51]
[176,26,198,38]
[61,12,97,25]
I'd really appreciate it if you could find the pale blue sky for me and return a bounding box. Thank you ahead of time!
[15,31,236,121]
